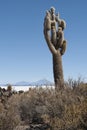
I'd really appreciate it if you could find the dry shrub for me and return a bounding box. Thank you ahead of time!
[0,95,21,130]
[0,80,87,130]
[18,87,49,123]
[48,84,87,130]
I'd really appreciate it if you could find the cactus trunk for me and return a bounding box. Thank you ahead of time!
[44,7,67,91]
[53,51,64,90]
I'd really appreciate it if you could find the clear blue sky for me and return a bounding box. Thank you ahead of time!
[0,0,87,84]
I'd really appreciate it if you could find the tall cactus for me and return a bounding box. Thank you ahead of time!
[43,7,67,90]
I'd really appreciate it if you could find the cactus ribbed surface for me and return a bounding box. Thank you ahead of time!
[43,7,67,90]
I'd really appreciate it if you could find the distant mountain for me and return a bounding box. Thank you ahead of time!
[0,81,30,86]
[0,83,6,86]
[31,79,53,86]
[13,81,31,86]
[0,79,54,86]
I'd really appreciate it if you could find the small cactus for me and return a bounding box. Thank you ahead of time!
[7,84,12,91]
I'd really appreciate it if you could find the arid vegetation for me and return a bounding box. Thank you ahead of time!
[0,79,87,130]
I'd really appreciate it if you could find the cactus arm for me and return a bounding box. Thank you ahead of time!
[44,30,57,55]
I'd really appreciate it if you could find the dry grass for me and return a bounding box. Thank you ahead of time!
[0,80,87,130]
